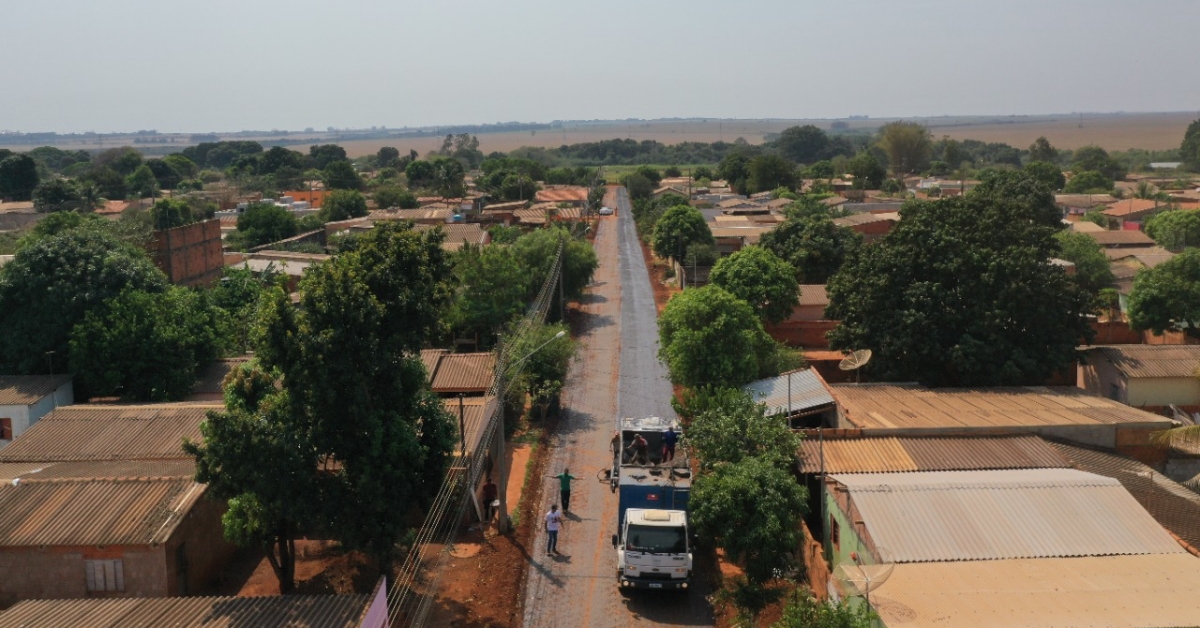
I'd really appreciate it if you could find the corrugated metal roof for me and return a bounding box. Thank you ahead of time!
[442,395,496,456]
[0,460,196,482]
[743,369,834,416]
[832,469,1183,562]
[796,285,828,307]
[0,375,71,406]
[1086,230,1156,246]
[420,349,448,382]
[535,186,588,203]
[871,554,1200,628]
[799,435,1069,474]
[0,404,219,462]
[832,384,1173,431]
[0,593,372,628]
[0,477,205,546]
[1052,442,1200,551]
[413,223,488,250]
[1085,344,1200,378]
[429,353,495,393]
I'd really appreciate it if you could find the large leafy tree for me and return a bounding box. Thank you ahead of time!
[759,197,861,284]
[877,121,933,175]
[308,144,348,170]
[511,225,598,302]
[125,164,159,198]
[69,286,221,401]
[430,157,466,198]
[448,244,530,343]
[1054,231,1115,295]
[691,456,807,584]
[1063,170,1113,193]
[746,155,799,194]
[150,198,200,230]
[846,151,886,189]
[1028,136,1060,164]
[373,186,418,210]
[322,160,363,191]
[0,226,167,377]
[710,246,799,324]
[652,204,713,263]
[1024,161,1065,191]
[254,222,457,573]
[1128,248,1200,337]
[1071,145,1126,182]
[509,322,575,421]
[319,189,369,222]
[685,388,798,469]
[777,125,829,164]
[0,154,40,201]
[827,171,1093,387]
[235,202,299,248]
[1145,209,1200,252]
[32,178,82,212]
[1182,119,1200,172]
[658,285,774,388]
[184,365,316,593]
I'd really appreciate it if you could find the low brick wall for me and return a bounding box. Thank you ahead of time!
[151,219,223,287]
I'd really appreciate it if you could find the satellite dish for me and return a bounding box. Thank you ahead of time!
[838,349,873,371]
[831,548,894,611]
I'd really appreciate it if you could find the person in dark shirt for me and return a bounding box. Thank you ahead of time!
[482,477,498,522]
[662,426,678,462]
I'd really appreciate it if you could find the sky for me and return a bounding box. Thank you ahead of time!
[2,0,1199,134]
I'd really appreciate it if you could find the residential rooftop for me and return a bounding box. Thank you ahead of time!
[0,375,71,406]
[742,369,834,417]
[800,434,1069,474]
[0,404,219,462]
[1081,344,1200,379]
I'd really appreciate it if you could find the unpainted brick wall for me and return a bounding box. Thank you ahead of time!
[151,219,224,287]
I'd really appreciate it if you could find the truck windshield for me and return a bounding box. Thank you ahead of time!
[626,524,687,553]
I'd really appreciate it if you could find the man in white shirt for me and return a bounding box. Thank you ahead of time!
[544,504,563,554]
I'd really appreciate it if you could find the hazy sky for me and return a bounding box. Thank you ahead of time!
[3,0,1198,133]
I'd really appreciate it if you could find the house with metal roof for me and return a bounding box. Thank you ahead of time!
[1079,344,1200,410]
[741,369,835,428]
[0,578,388,628]
[421,350,495,396]
[798,434,1070,475]
[0,460,234,606]
[0,404,218,463]
[0,375,73,447]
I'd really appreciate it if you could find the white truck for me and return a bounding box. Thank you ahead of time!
[609,416,692,591]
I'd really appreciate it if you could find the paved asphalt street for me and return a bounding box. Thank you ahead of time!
[520,188,713,627]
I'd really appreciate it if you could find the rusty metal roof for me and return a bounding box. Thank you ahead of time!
[0,375,71,406]
[831,469,1184,562]
[1084,344,1200,379]
[0,476,206,546]
[0,593,373,628]
[796,284,828,307]
[871,554,1200,628]
[429,353,495,394]
[535,186,588,203]
[413,223,488,251]
[1052,442,1200,551]
[1085,230,1156,246]
[800,435,1069,474]
[0,404,219,462]
[832,384,1173,432]
[0,460,196,482]
[442,395,497,456]
[420,349,448,382]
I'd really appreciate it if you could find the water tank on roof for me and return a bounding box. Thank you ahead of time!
[452,213,464,222]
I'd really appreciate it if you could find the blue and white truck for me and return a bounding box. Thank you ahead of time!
[608,416,693,591]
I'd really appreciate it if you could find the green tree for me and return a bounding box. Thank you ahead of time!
[693,165,714,181]
[235,203,299,248]
[805,160,834,179]
[1024,160,1066,191]
[621,172,654,200]
[1029,136,1059,164]
[145,159,183,190]
[634,165,663,186]
[149,198,199,230]
[846,151,886,188]
[778,125,829,164]
[759,198,861,283]
[308,144,348,170]
[96,147,144,175]
[747,155,799,193]
[373,186,418,209]
[184,365,316,593]
[877,121,933,175]
[1071,145,1126,182]
[319,189,369,222]
[1182,119,1200,172]
[164,154,199,178]
[1054,231,1115,295]
[663,166,682,178]
[652,204,713,263]
[32,178,81,212]
[772,589,875,628]
[80,165,127,200]
[405,159,436,188]
[710,246,799,324]
[1063,170,1114,193]
[69,286,221,401]
[511,226,599,302]
[1145,209,1200,252]
[1128,249,1200,337]
[125,164,159,198]
[376,146,400,168]
[686,387,799,469]
[0,154,40,201]
[0,227,167,378]
[448,244,530,343]
[658,286,774,388]
[210,265,283,354]
[509,322,575,421]
[827,171,1093,387]
[322,160,363,190]
[430,157,466,198]
[691,456,807,584]
[253,222,456,573]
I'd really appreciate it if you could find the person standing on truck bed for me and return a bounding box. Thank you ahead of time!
[553,468,578,512]
[629,433,649,465]
[662,426,678,462]
[545,504,563,554]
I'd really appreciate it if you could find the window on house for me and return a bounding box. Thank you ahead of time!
[0,418,11,441]
[829,514,841,550]
[85,559,124,592]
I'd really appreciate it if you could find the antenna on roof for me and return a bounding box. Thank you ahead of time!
[838,349,872,384]
[832,547,895,613]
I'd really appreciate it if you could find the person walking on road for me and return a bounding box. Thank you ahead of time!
[545,504,563,554]
[553,468,578,512]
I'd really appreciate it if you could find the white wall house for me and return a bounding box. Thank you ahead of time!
[0,375,73,447]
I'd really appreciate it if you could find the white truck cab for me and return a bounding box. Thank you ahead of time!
[613,508,692,590]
